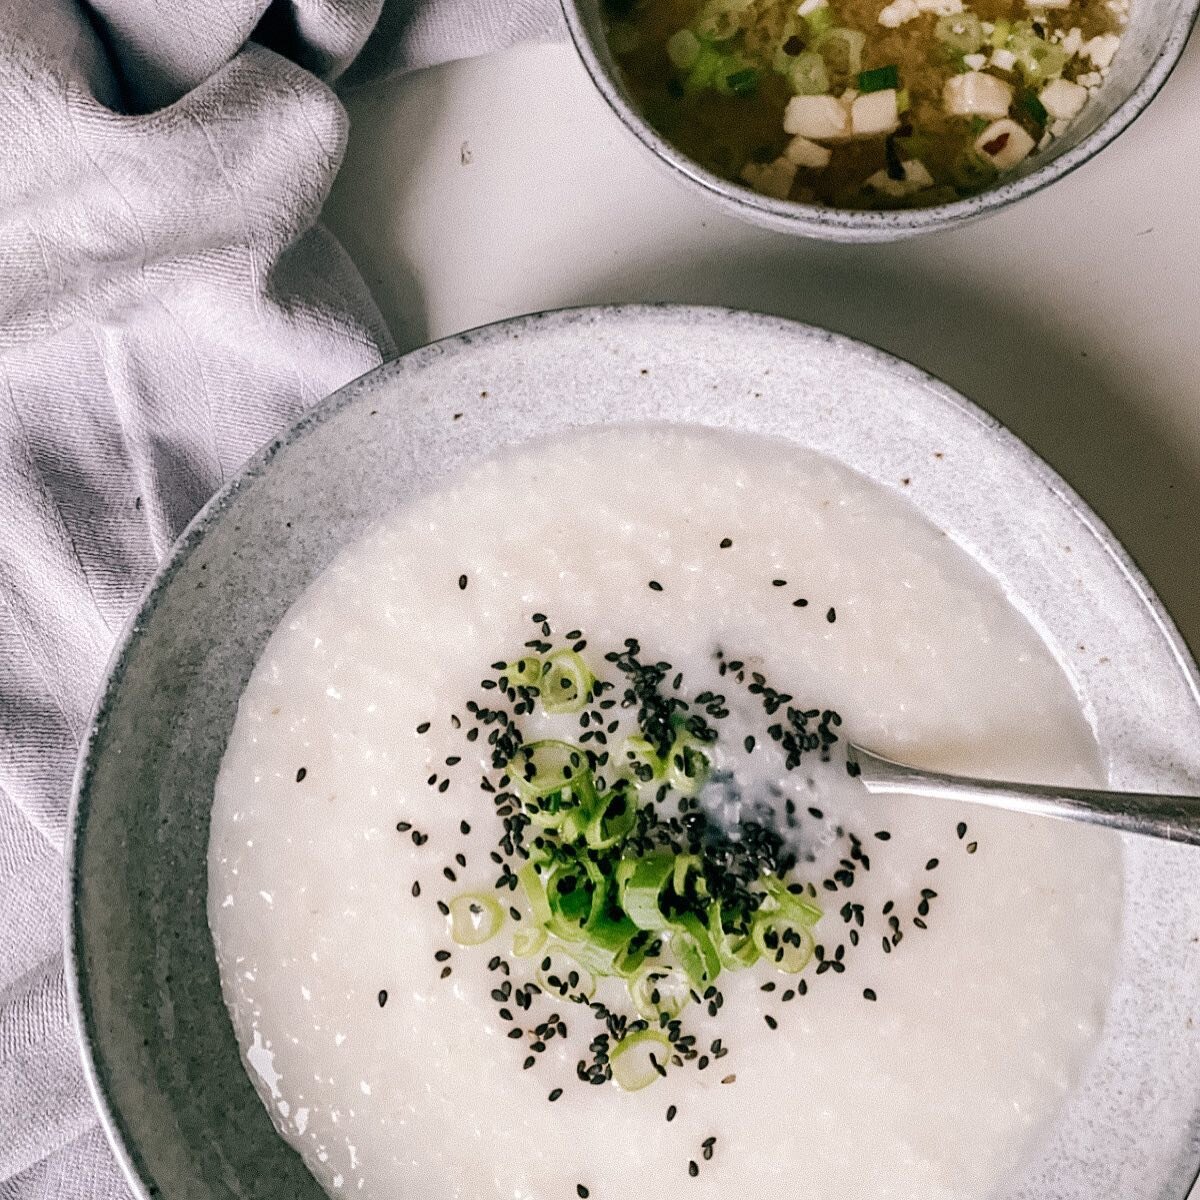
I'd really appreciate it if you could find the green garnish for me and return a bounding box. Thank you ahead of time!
[447,893,505,946]
[610,1029,673,1091]
[857,64,899,93]
[1018,89,1049,127]
[725,66,761,96]
[540,648,595,714]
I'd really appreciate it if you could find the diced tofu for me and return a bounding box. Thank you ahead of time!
[878,0,920,25]
[915,0,964,12]
[990,48,1018,70]
[1083,33,1120,67]
[740,156,799,200]
[798,0,827,15]
[864,159,935,197]
[974,118,1037,169]
[1039,77,1088,121]
[784,94,851,140]
[850,89,900,136]
[1026,0,1071,8]
[963,52,988,69]
[783,134,834,169]
[943,71,1015,118]
[1060,26,1084,56]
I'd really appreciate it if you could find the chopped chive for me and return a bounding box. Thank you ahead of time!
[858,63,899,92]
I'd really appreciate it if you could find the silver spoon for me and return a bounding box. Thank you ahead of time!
[848,743,1200,846]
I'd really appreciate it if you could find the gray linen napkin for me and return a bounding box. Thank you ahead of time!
[0,0,560,1193]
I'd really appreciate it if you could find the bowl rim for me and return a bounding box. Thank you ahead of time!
[64,303,1200,1200]
[559,0,1200,236]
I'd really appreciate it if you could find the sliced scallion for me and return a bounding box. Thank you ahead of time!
[537,946,596,999]
[540,649,595,715]
[619,852,676,932]
[621,733,666,783]
[670,913,722,988]
[512,739,596,826]
[752,914,816,974]
[629,964,693,1021]
[585,781,638,849]
[666,28,702,70]
[512,924,547,959]
[666,731,711,797]
[610,1029,673,1091]
[447,893,505,946]
[789,49,830,95]
[934,12,985,52]
[505,656,542,691]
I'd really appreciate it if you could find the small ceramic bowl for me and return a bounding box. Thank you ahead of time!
[67,307,1200,1200]
[561,0,1199,240]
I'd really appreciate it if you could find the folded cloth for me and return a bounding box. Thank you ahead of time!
[0,0,560,1193]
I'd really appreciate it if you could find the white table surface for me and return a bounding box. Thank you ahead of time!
[324,35,1200,651]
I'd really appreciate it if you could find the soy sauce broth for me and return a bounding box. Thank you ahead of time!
[604,0,1124,209]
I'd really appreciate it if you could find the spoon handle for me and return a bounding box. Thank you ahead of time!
[849,744,1200,847]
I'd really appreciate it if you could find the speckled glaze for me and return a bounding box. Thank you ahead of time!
[66,306,1200,1200]
[561,0,1200,240]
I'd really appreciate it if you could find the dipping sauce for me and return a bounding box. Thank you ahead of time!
[603,0,1124,207]
[209,425,1121,1200]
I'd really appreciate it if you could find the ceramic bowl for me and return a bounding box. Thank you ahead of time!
[66,306,1200,1200]
[561,0,1199,240]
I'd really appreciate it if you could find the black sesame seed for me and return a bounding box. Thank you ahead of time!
[411,881,421,897]
[863,988,877,1002]
[764,1014,778,1030]
[434,950,451,961]
[926,858,939,870]
[295,767,307,783]
[523,1056,536,1069]
[744,735,756,753]
[397,821,412,832]
[378,989,388,1007]
[688,1162,699,1178]
[577,1187,590,1199]
[416,723,430,734]
[956,821,967,839]
[549,1088,563,1102]
[440,966,452,979]
[719,538,733,548]
[461,821,472,835]
[826,607,837,623]
[458,574,468,590]
[792,597,808,607]
[967,841,978,854]
[667,1105,677,1122]
[648,580,663,592]
[772,579,787,587]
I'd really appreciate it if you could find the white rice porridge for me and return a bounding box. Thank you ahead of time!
[209,424,1122,1200]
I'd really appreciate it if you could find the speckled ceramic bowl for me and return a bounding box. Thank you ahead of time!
[67,306,1200,1200]
[561,0,1199,240]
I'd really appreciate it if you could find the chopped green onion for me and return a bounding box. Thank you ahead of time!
[758,875,823,924]
[815,27,865,81]
[505,656,542,690]
[989,18,1014,48]
[512,924,547,959]
[1018,88,1049,126]
[620,852,676,932]
[537,947,596,999]
[610,1029,673,1091]
[858,64,899,92]
[753,913,816,974]
[512,739,596,826]
[621,733,666,783]
[804,3,835,38]
[672,853,708,902]
[789,49,830,95]
[518,862,553,925]
[896,86,911,113]
[1007,23,1066,83]
[670,913,722,988]
[724,66,761,96]
[540,649,595,715]
[585,781,638,849]
[629,965,693,1021]
[666,731,711,796]
[447,893,505,946]
[934,12,985,52]
[708,901,761,970]
[666,28,702,70]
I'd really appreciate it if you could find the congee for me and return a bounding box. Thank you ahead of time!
[209,425,1121,1200]
[602,0,1124,207]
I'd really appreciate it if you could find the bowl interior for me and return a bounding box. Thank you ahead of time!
[563,0,1199,238]
[70,306,1200,1200]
